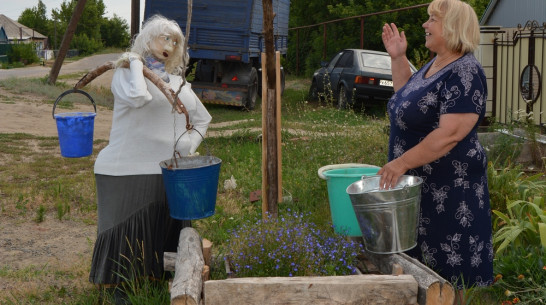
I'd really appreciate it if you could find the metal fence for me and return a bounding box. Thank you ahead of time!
[478,21,545,131]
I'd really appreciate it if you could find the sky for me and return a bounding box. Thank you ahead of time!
[2,0,144,27]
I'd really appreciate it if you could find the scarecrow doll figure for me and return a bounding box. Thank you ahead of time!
[89,14,211,303]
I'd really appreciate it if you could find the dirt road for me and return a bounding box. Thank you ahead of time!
[0,53,121,83]
[0,54,123,141]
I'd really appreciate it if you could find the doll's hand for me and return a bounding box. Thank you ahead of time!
[128,54,141,62]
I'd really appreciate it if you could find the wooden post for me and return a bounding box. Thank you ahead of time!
[47,0,87,85]
[261,0,281,219]
[275,51,282,203]
[261,52,268,217]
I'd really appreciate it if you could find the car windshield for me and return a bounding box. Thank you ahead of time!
[361,53,391,70]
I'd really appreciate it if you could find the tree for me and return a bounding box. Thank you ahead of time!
[52,0,105,42]
[101,14,131,48]
[18,0,49,35]
[18,0,50,47]
[286,0,491,76]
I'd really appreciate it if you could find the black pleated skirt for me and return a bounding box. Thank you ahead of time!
[89,174,189,284]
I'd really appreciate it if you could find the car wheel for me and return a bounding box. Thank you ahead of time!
[337,85,349,110]
[244,68,258,110]
[308,80,319,102]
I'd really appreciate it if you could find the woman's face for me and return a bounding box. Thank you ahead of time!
[150,33,179,63]
[423,13,446,53]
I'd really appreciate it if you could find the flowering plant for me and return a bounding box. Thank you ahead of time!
[227,210,363,277]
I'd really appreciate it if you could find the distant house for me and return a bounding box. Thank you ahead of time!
[480,0,546,27]
[0,25,7,62]
[0,25,8,43]
[0,14,48,50]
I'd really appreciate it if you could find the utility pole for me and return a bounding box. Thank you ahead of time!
[47,0,87,85]
[131,0,140,39]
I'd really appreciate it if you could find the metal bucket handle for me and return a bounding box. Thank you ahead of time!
[52,88,97,119]
[170,128,213,168]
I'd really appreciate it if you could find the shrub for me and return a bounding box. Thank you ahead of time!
[493,195,546,254]
[490,246,546,305]
[70,33,103,56]
[487,162,546,214]
[7,43,39,65]
[227,210,363,278]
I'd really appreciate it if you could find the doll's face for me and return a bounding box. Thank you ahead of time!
[150,34,179,63]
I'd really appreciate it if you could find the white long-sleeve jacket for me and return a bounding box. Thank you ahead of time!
[94,60,212,176]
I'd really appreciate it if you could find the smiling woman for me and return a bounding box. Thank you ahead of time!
[379,0,493,301]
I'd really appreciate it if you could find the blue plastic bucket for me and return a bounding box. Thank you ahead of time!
[318,165,380,237]
[160,155,222,220]
[52,89,97,158]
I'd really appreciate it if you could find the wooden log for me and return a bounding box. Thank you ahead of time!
[365,252,455,305]
[164,238,212,272]
[171,227,205,305]
[204,274,418,305]
[164,252,177,272]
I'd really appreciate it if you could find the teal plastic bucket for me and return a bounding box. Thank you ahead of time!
[160,156,222,220]
[320,165,380,236]
[52,89,97,158]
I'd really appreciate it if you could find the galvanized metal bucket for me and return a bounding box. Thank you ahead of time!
[346,175,422,254]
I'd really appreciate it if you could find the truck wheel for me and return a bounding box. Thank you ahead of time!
[244,68,258,110]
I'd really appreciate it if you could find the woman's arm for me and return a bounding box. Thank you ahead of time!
[378,112,479,189]
[382,23,413,91]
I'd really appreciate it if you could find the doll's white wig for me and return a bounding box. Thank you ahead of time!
[130,14,189,74]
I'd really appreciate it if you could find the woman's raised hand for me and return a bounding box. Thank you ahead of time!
[382,23,407,59]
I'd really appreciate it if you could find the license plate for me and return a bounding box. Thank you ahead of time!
[380,80,393,87]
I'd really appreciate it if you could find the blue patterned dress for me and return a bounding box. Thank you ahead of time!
[387,52,493,288]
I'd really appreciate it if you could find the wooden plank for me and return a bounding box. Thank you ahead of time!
[202,238,212,267]
[204,274,418,305]
[275,51,282,203]
[365,252,455,305]
[261,52,268,217]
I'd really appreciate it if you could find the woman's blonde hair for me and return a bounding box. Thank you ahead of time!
[428,0,481,53]
[130,14,189,74]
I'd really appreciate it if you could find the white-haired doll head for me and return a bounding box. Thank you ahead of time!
[130,14,189,75]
